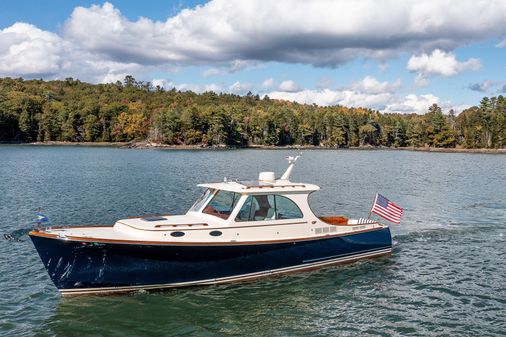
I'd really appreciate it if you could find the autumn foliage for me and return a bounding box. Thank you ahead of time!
[0,76,505,149]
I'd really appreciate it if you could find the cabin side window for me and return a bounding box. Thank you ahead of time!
[202,190,241,220]
[236,195,275,221]
[275,195,303,219]
[236,194,303,222]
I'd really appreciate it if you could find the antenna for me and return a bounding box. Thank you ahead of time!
[280,154,301,181]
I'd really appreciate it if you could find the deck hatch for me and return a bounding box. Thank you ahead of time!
[141,216,167,222]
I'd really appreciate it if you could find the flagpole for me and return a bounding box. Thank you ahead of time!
[367,193,378,219]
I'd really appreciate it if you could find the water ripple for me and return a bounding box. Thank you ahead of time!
[0,147,505,336]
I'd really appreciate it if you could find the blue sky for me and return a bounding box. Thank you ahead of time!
[1,0,506,114]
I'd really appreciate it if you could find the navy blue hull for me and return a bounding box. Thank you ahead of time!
[30,228,392,294]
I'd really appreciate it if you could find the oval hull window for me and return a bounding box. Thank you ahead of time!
[170,231,185,237]
[209,231,223,237]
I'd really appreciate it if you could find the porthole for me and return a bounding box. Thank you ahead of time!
[209,230,222,237]
[170,231,185,237]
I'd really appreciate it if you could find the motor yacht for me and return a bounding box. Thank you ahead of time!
[30,156,392,295]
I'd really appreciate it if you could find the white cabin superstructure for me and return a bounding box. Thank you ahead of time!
[39,158,386,244]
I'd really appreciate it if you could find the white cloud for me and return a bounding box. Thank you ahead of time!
[202,68,222,77]
[151,80,223,93]
[60,1,506,68]
[204,83,223,92]
[267,89,340,106]
[268,76,397,110]
[229,81,252,94]
[266,76,464,114]
[413,74,429,88]
[268,89,392,110]
[316,77,335,90]
[278,80,303,92]
[0,0,506,88]
[151,79,171,89]
[0,21,148,82]
[89,61,145,84]
[2,1,506,82]
[350,76,401,94]
[261,77,274,89]
[63,3,171,65]
[496,39,506,48]
[407,49,481,79]
[267,89,449,114]
[0,23,67,77]
[101,72,129,84]
[383,94,439,114]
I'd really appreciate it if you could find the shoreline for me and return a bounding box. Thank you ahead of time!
[1,141,505,154]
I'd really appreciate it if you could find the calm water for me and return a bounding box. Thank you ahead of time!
[0,146,505,337]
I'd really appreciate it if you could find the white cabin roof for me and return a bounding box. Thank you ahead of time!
[198,180,320,194]
[197,156,319,194]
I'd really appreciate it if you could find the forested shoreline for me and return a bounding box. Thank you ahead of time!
[0,76,505,149]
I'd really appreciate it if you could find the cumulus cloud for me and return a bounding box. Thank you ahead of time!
[350,76,401,94]
[101,72,130,84]
[164,82,223,92]
[58,0,506,68]
[267,76,461,114]
[0,21,147,82]
[268,89,341,106]
[150,79,223,93]
[407,49,481,77]
[268,89,392,110]
[278,80,303,92]
[0,23,67,77]
[229,81,252,94]
[63,3,172,65]
[204,83,224,92]
[2,0,506,81]
[261,78,274,89]
[383,94,440,114]
[151,79,170,89]
[316,77,335,90]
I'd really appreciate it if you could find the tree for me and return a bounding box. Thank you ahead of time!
[424,104,455,147]
[112,111,147,141]
[359,123,376,146]
[123,75,137,88]
[83,114,102,141]
[0,77,504,149]
[38,101,63,141]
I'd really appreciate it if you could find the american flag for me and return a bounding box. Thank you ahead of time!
[371,193,403,224]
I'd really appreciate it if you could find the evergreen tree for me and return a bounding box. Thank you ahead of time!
[0,76,504,149]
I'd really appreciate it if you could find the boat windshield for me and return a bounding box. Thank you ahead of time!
[202,190,241,220]
[189,188,215,212]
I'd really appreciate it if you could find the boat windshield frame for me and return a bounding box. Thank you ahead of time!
[188,188,215,212]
